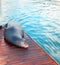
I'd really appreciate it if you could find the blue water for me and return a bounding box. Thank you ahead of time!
[1,0,60,64]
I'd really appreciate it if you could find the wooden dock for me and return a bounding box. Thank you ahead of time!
[0,28,58,65]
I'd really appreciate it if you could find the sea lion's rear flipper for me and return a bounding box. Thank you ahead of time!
[4,23,8,29]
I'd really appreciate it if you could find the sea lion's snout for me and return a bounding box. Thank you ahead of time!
[16,39,29,48]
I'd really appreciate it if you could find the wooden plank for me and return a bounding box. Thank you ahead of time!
[0,29,58,65]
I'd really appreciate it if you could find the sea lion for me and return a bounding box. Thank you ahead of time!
[4,21,29,48]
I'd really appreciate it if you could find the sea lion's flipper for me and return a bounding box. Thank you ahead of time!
[3,23,8,29]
